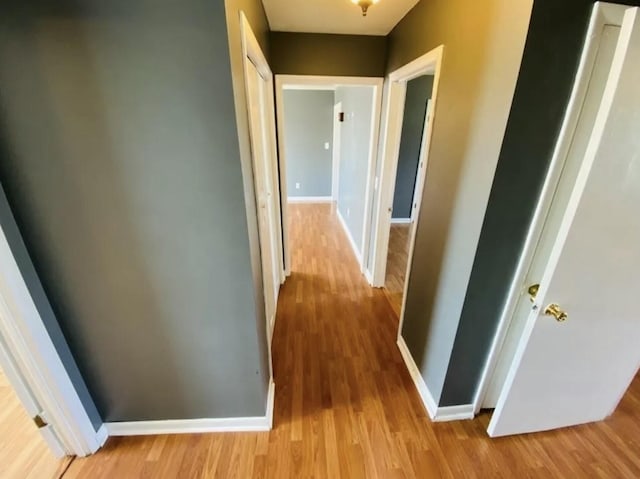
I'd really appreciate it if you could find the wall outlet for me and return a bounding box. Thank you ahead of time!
[295,182,300,189]
[347,208,350,217]
[324,142,330,150]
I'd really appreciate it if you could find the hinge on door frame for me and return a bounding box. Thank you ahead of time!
[33,414,48,429]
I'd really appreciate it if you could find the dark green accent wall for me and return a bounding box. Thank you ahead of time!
[270,32,387,77]
[392,75,433,219]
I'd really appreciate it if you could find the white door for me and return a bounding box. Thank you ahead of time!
[0,340,65,457]
[410,98,432,223]
[488,6,640,437]
[483,13,622,409]
[246,60,280,332]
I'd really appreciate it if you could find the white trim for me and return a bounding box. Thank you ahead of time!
[396,336,474,422]
[332,102,342,201]
[435,404,476,422]
[360,81,385,282]
[337,208,362,264]
[287,196,333,203]
[0,225,104,457]
[277,75,383,88]
[106,378,276,436]
[473,1,630,414]
[95,424,109,447]
[106,417,270,436]
[283,84,336,91]
[370,46,443,291]
[265,378,275,429]
[390,218,412,225]
[396,336,437,417]
[367,47,444,351]
[275,74,384,279]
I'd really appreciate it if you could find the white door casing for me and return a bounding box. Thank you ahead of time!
[488,5,640,437]
[0,224,106,456]
[370,46,443,290]
[409,99,432,223]
[332,102,342,201]
[0,336,66,457]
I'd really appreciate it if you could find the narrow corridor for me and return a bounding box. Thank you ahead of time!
[64,203,640,477]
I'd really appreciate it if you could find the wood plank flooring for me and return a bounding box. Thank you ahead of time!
[0,368,71,479]
[384,223,413,317]
[65,203,640,478]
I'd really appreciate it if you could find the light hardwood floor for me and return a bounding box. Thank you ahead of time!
[384,223,413,317]
[0,368,70,479]
[64,203,640,478]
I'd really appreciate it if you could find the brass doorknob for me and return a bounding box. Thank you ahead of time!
[544,303,568,322]
[527,284,539,302]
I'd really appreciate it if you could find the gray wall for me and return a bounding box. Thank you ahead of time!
[0,185,102,430]
[270,32,387,77]
[392,75,434,219]
[390,0,534,403]
[283,90,334,197]
[336,86,375,254]
[439,0,640,406]
[0,0,269,421]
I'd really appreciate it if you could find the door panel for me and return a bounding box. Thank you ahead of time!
[489,7,640,437]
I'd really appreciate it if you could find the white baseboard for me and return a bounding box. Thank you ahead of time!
[95,423,109,447]
[391,218,412,225]
[106,378,276,436]
[364,268,374,285]
[265,378,275,429]
[287,196,333,203]
[396,336,474,422]
[336,208,362,265]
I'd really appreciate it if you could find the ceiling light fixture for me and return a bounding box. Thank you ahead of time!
[351,0,380,17]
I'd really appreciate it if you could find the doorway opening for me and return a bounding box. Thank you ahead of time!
[383,75,434,316]
[368,47,443,329]
[275,76,384,280]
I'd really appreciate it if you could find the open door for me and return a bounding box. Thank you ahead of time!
[489,6,640,437]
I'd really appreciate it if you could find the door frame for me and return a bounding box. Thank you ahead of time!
[473,2,630,414]
[368,46,444,304]
[0,224,107,457]
[275,75,384,278]
[331,101,343,201]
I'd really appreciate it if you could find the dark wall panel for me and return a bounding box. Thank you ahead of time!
[270,32,387,77]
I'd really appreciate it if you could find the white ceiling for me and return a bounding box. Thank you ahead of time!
[262,0,419,36]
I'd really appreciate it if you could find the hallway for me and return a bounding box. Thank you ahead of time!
[64,203,640,478]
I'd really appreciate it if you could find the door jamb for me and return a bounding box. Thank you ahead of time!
[275,75,384,279]
[472,2,630,414]
[0,225,107,457]
[331,102,343,203]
